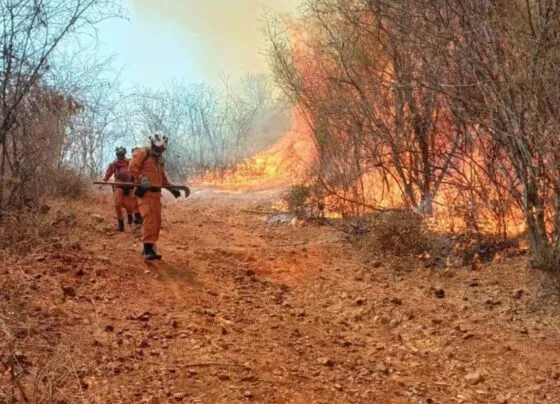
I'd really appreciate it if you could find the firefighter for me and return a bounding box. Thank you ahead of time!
[129,132,180,260]
[102,146,142,231]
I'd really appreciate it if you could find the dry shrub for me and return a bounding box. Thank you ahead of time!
[282,183,325,220]
[524,265,560,312]
[536,270,560,296]
[0,208,76,255]
[368,210,427,256]
[48,167,89,200]
[530,246,560,296]
[529,245,560,272]
[358,210,527,269]
[421,234,524,269]
[0,168,87,256]
[283,184,311,219]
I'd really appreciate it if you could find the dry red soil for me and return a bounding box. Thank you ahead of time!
[2,189,560,403]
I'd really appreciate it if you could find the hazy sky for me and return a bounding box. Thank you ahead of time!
[96,0,300,88]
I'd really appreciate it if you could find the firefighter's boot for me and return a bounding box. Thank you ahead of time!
[152,244,162,260]
[117,220,124,232]
[127,214,133,225]
[143,243,159,260]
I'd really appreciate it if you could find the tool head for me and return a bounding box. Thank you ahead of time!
[182,186,191,198]
[170,186,190,198]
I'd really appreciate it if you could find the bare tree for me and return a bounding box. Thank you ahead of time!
[266,0,464,215]
[429,0,560,266]
[0,0,122,208]
[120,75,287,181]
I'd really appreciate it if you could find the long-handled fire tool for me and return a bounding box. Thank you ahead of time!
[94,181,191,198]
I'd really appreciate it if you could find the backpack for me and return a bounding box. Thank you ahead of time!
[133,149,164,198]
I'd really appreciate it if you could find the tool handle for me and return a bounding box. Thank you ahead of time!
[93,181,190,197]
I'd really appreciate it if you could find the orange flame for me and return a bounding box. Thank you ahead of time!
[193,108,317,191]
[197,19,527,238]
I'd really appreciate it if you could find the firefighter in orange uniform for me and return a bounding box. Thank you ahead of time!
[103,146,142,231]
[129,132,180,260]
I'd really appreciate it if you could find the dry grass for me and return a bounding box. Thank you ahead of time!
[355,210,528,272]
[48,167,90,200]
[0,207,77,255]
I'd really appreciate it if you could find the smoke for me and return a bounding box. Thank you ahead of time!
[131,0,300,83]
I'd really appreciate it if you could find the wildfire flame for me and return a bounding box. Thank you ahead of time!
[196,107,525,237]
[197,21,527,239]
[194,108,317,191]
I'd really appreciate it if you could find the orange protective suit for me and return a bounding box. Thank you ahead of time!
[128,148,170,244]
[103,159,139,220]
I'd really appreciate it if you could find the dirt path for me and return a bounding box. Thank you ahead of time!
[3,189,560,403]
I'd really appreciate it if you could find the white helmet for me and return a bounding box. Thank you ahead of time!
[150,131,168,152]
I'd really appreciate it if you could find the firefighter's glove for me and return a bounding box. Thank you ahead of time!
[140,176,151,189]
[170,188,181,198]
